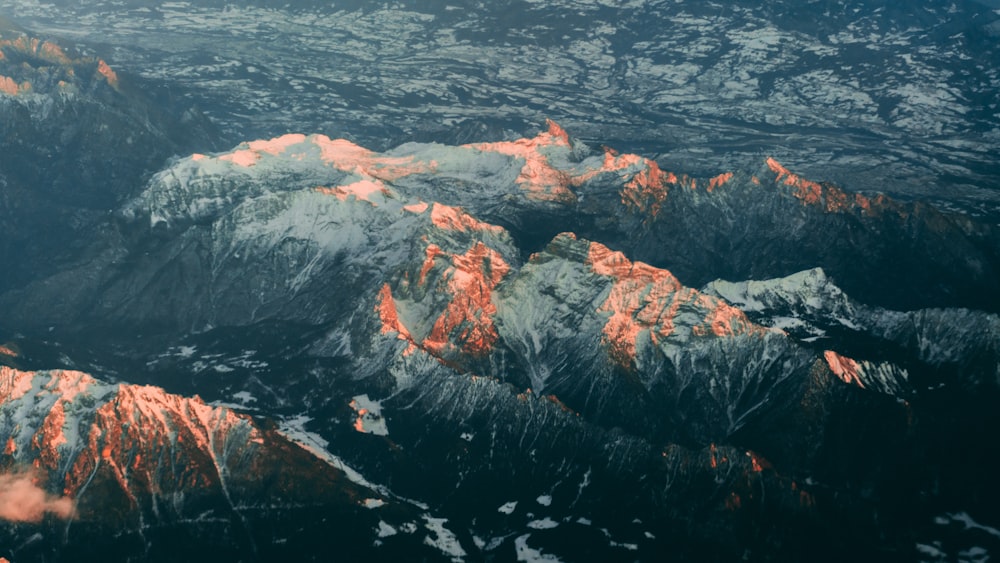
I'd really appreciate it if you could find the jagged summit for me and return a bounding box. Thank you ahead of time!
[0,24,118,96]
[0,366,464,560]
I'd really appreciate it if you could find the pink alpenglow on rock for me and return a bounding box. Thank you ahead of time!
[404,202,430,214]
[430,203,506,234]
[248,134,307,155]
[707,172,734,192]
[376,241,511,359]
[375,284,419,357]
[466,120,576,202]
[824,350,865,388]
[766,158,883,215]
[423,242,511,356]
[0,75,29,96]
[96,59,118,88]
[312,135,437,180]
[218,134,307,167]
[219,148,261,167]
[586,241,762,367]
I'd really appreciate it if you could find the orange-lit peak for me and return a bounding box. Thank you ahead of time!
[218,133,308,166]
[767,157,823,205]
[766,158,883,215]
[249,133,307,155]
[96,59,118,88]
[404,201,430,214]
[585,241,680,289]
[423,242,511,356]
[707,172,734,192]
[619,157,673,217]
[746,450,773,473]
[0,366,36,403]
[465,124,576,203]
[376,284,414,341]
[0,75,29,96]
[692,297,760,338]
[39,41,71,65]
[42,370,97,403]
[430,203,505,234]
[0,344,17,358]
[377,240,511,361]
[542,119,572,147]
[585,241,762,367]
[312,135,436,180]
[824,350,865,388]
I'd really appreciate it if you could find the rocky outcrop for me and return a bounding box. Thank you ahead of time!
[0,366,453,561]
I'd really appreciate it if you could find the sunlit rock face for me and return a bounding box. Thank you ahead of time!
[1,121,998,560]
[0,366,455,561]
[3,123,997,339]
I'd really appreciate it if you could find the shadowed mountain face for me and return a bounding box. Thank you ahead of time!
[1,118,998,560]
[0,20,221,293]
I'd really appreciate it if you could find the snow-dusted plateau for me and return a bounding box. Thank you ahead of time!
[2,1,1000,562]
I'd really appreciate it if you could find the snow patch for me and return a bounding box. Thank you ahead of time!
[422,516,466,561]
[515,534,562,562]
[377,520,398,537]
[527,517,559,530]
[940,512,1000,539]
[498,501,517,515]
[349,394,389,436]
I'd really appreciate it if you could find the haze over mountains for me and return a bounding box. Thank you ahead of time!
[2,1,1000,561]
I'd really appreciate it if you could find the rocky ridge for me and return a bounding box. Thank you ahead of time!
[3,123,999,559]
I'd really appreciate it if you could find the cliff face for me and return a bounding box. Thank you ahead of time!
[0,366,466,561]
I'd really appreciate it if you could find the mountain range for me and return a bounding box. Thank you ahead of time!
[2,4,1000,562]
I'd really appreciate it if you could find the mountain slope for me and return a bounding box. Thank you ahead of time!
[0,365,471,561]
[0,20,220,294]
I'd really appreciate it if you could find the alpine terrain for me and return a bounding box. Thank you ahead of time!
[1,2,999,562]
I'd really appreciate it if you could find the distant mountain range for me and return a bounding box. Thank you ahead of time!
[3,0,999,215]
